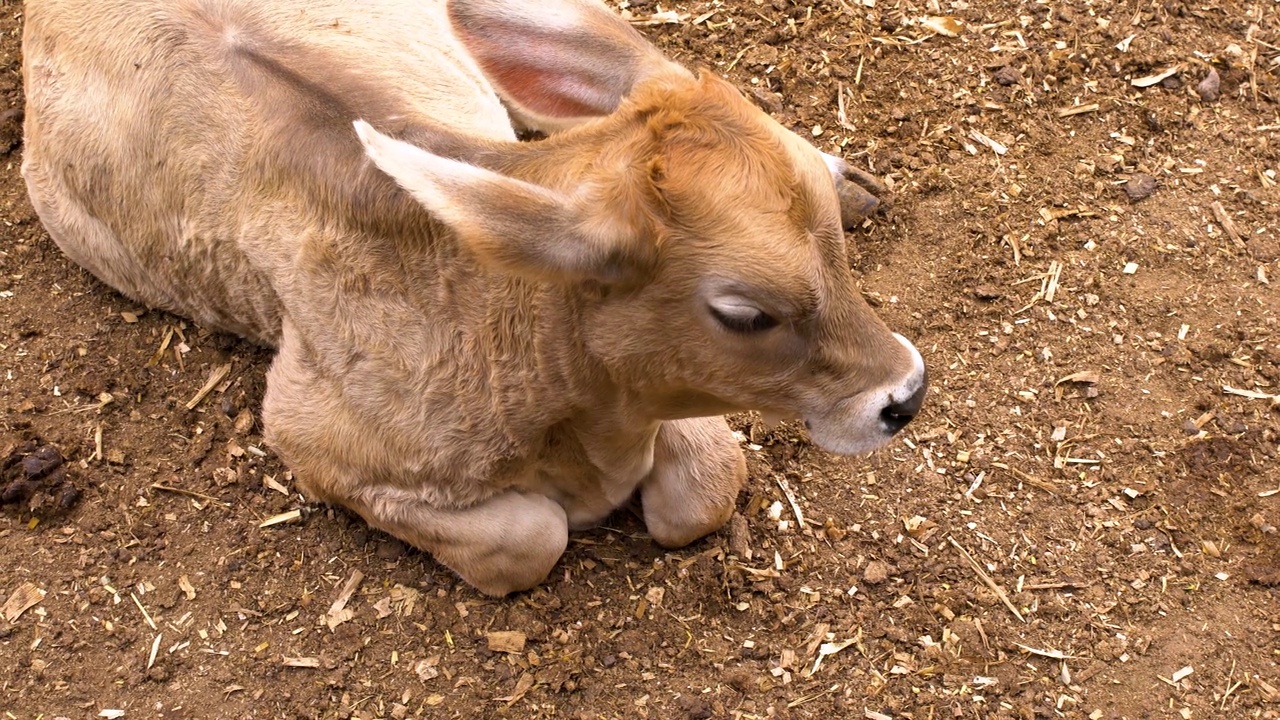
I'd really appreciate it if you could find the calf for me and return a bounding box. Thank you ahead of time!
[22,0,926,595]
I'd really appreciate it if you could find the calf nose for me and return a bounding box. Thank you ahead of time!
[880,379,927,434]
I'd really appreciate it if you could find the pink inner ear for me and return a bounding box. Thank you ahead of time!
[451,13,638,122]
[482,59,619,119]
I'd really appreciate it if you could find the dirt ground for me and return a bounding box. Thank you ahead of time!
[2,0,1279,718]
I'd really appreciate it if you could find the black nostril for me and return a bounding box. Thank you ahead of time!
[880,382,927,434]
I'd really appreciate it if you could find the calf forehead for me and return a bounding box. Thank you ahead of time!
[658,134,848,289]
[661,125,837,236]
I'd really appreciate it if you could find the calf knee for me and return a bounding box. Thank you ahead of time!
[440,493,570,596]
[358,488,569,597]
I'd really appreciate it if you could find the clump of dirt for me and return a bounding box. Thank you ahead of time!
[1,440,80,516]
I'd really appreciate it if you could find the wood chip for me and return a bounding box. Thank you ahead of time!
[970,129,1008,155]
[1014,642,1082,660]
[629,10,687,25]
[1131,64,1182,87]
[283,656,321,668]
[1210,202,1245,248]
[150,483,228,506]
[326,570,364,631]
[487,630,528,654]
[263,475,290,496]
[2,582,46,622]
[146,326,175,367]
[947,536,1025,622]
[415,656,441,681]
[259,510,303,528]
[131,592,157,630]
[178,575,196,601]
[498,671,536,705]
[809,637,858,675]
[775,475,806,528]
[185,363,232,410]
[992,462,1059,495]
[147,634,162,669]
[1056,103,1099,117]
[920,15,963,37]
[1055,370,1100,386]
[1224,385,1280,406]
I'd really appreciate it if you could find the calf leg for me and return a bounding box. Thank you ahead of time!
[349,487,569,597]
[263,334,568,597]
[640,416,746,548]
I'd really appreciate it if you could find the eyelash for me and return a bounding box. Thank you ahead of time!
[710,305,780,334]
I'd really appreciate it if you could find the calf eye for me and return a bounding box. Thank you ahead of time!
[709,303,780,334]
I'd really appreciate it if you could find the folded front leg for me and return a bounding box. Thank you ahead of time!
[640,416,746,549]
[349,486,570,596]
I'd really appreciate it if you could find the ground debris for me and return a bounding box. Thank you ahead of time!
[325,570,364,631]
[1,582,46,622]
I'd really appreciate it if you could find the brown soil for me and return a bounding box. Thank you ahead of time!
[3,1,1279,719]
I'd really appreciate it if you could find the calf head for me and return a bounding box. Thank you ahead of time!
[356,0,925,454]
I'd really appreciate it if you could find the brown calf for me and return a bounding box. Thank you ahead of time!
[22,0,926,595]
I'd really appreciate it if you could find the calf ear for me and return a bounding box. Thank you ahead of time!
[447,0,685,133]
[355,121,650,284]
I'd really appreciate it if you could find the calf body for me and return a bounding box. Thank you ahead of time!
[23,0,926,594]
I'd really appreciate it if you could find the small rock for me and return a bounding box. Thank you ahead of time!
[725,667,755,693]
[678,696,713,720]
[1196,67,1221,102]
[863,560,891,585]
[1124,173,1157,201]
[1250,513,1277,535]
[973,285,1003,301]
[1182,420,1200,435]
[374,538,406,561]
[742,44,778,69]
[748,88,782,115]
[992,66,1022,86]
[390,704,409,720]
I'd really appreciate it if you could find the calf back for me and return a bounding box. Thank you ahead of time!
[22,0,512,345]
